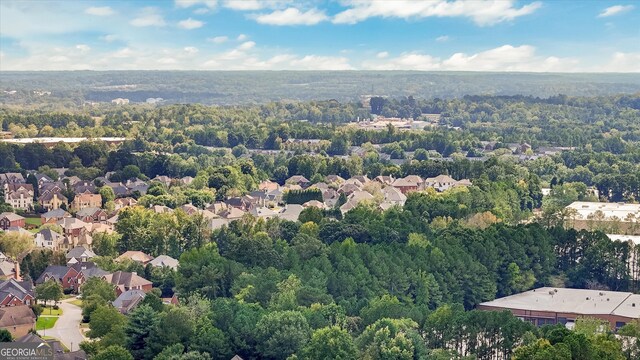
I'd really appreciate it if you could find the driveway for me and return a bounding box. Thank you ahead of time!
[37,298,86,352]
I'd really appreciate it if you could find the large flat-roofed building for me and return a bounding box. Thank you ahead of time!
[565,201,640,235]
[478,287,640,330]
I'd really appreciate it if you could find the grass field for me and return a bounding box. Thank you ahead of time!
[24,217,42,227]
[36,316,58,330]
[69,299,83,307]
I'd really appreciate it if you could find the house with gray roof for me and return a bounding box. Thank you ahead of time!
[66,246,96,264]
[112,289,146,314]
[35,228,63,249]
[149,255,179,271]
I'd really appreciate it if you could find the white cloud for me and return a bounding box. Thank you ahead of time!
[598,5,634,18]
[237,34,248,41]
[364,53,441,70]
[194,8,210,14]
[112,47,135,58]
[208,36,229,44]
[436,35,450,42]
[224,0,266,10]
[100,34,118,43]
[602,52,640,72]
[333,0,542,26]
[175,0,217,9]
[178,18,205,29]
[223,0,293,11]
[376,51,389,59]
[75,44,91,54]
[85,6,115,16]
[184,46,199,54]
[254,7,328,25]
[441,45,577,71]
[238,41,256,50]
[362,45,579,72]
[131,8,166,27]
[289,55,354,70]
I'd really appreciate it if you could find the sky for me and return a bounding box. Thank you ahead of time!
[0,0,638,72]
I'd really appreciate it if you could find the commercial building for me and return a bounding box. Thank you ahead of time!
[478,287,640,330]
[565,201,640,235]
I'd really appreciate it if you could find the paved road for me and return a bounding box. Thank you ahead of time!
[37,299,86,352]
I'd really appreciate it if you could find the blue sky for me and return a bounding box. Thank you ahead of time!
[0,0,638,71]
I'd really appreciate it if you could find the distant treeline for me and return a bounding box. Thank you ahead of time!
[2,71,640,105]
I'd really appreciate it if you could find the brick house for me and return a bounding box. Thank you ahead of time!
[0,279,35,307]
[75,207,108,223]
[103,271,153,296]
[391,177,420,194]
[36,262,107,292]
[0,212,25,230]
[40,208,71,225]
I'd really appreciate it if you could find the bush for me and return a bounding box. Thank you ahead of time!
[53,305,59,310]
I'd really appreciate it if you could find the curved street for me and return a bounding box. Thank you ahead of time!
[37,298,86,352]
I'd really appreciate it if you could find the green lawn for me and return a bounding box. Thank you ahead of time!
[42,305,63,316]
[69,299,83,307]
[24,217,42,227]
[36,316,58,330]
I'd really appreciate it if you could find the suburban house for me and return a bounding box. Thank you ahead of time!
[0,172,25,185]
[478,287,640,330]
[112,289,146,314]
[258,180,279,192]
[72,181,96,194]
[66,246,96,264]
[35,174,54,189]
[391,177,421,194]
[149,255,179,271]
[285,175,310,188]
[0,253,20,280]
[179,204,199,215]
[38,189,68,211]
[114,197,138,210]
[152,175,172,187]
[0,212,25,230]
[41,208,71,224]
[424,175,460,192]
[340,191,375,215]
[374,175,395,186]
[57,218,92,251]
[37,262,106,292]
[116,251,154,265]
[0,278,35,307]
[380,186,407,210]
[325,175,345,186]
[103,271,153,296]
[75,207,108,223]
[70,193,102,212]
[34,228,63,249]
[0,305,36,338]
[3,183,34,210]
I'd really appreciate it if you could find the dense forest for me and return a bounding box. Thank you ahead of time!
[1,92,640,359]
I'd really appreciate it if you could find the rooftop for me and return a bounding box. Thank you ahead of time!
[479,287,640,318]
[566,201,640,221]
